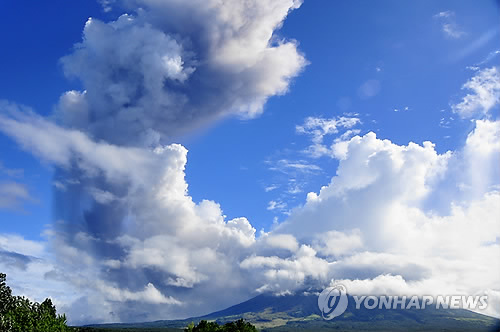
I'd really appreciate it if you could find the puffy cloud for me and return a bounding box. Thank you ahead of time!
[460,119,500,199]
[263,119,499,316]
[94,281,181,304]
[264,234,299,253]
[279,131,451,238]
[240,244,330,293]
[312,229,363,258]
[57,0,306,145]
[0,106,259,323]
[452,66,500,118]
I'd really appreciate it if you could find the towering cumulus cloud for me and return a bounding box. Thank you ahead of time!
[57,0,306,145]
[1,0,306,324]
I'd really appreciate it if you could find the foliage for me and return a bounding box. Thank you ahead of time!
[0,272,75,332]
[184,319,257,332]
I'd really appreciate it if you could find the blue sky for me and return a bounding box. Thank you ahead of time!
[0,0,499,325]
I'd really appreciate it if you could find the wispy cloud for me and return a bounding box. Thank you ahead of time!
[267,200,287,211]
[0,160,32,211]
[264,184,278,192]
[393,106,410,112]
[475,50,500,67]
[442,23,465,39]
[0,182,36,212]
[435,10,452,18]
[268,159,321,174]
[286,183,302,195]
[434,11,465,39]
[296,116,361,158]
[0,161,24,178]
[439,116,455,128]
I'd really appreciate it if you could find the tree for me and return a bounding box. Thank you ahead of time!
[222,319,258,332]
[1,273,14,331]
[185,319,258,332]
[0,273,74,332]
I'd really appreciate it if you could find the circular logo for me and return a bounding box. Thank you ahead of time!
[318,284,348,320]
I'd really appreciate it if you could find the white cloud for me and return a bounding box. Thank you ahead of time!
[393,106,410,112]
[452,66,500,118]
[278,130,452,238]
[286,183,303,195]
[56,0,306,145]
[240,245,330,293]
[476,50,500,67]
[0,234,45,257]
[312,229,363,257]
[460,119,500,200]
[88,188,118,204]
[297,116,360,143]
[261,120,498,316]
[264,184,278,192]
[434,11,465,39]
[95,280,181,304]
[442,23,465,39]
[98,0,116,12]
[435,11,453,18]
[296,116,361,158]
[0,107,259,323]
[264,234,299,252]
[267,200,287,211]
[268,159,321,173]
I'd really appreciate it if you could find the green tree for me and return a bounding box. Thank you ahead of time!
[222,319,258,332]
[185,319,258,332]
[0,273,74,332]
[0,272,14,331]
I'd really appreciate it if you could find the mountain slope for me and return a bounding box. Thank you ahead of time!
[86,292,500,331]
[199,292,500,331]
